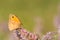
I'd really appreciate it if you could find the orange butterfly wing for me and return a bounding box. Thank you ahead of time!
[8,14,22,31]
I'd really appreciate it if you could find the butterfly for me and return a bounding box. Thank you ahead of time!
[8,14,22,31]
[8,14,39,40]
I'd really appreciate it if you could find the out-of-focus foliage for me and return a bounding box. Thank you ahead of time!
[0,0,60,40]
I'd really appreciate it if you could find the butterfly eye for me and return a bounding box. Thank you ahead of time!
[12,16,14,18]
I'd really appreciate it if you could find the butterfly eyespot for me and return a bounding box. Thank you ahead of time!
[12,16,14,18]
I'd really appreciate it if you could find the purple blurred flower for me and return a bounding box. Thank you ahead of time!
[15,28,38,40]
[41,32,56,40]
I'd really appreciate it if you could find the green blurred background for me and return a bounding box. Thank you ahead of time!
[0,0,60,40]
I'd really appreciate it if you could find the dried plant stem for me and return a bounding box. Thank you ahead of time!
[57,2,60,40]
[33,17,44,39]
